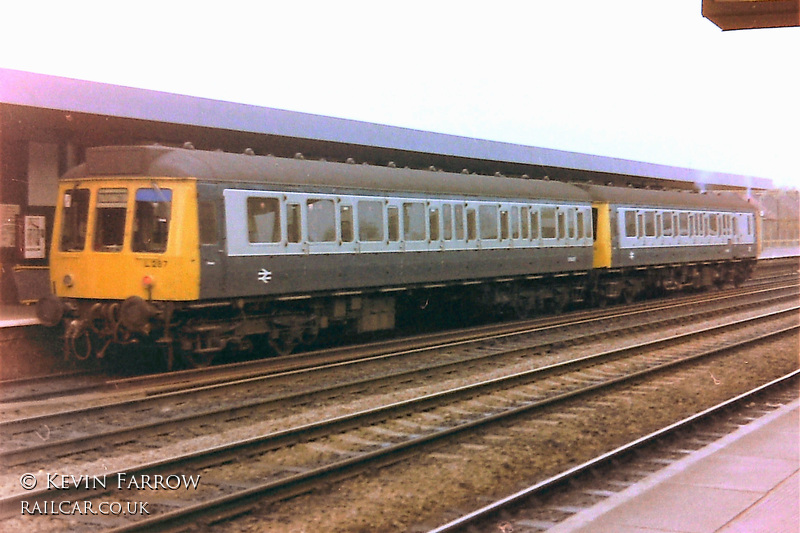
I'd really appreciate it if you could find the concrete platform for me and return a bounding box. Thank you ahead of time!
[548,399,800,533]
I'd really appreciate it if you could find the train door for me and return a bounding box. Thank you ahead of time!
[197,184,227,298]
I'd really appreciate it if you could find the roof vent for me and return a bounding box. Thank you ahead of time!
[183,142,195,150]
[388,161,397,168]
[244,148,255,155]
[462,169,469,174]
[428,166,437,172]
[346,157,356,164]
[294,152,305,160]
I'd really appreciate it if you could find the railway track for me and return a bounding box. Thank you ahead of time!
[0,283,796,467]
[425,370,800,533]
[1,263,796,401]
[0,297,796,530]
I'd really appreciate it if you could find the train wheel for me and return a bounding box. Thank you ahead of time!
[181,350,216,368]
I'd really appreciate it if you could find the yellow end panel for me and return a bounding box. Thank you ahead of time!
[593,202,612,269]
[50,179,200,301]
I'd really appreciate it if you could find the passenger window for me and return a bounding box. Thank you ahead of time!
[248,197,282,243]
[557,210,566,240]
[307,198,335,242]
[645,211,656,237]
[662,211,673,237]
[521,207,529,239]
[287,203,301,243]
[60,188,90,251]
[679,213,689,236]
[541,207,557,239]
[479,205,498,240]
[625,211,637,238]
[577,211,586,240]
[133,188,172,253]
[511,207,520,239]
[500,210,510,240]
[429,207,440,241]
[442,205,453,240]
[403,202,426,241]
[358,200,383,241]
[454,205,465,240]
[709,214,718,236]
[566,209,575,239]
[95,188,128,252]
[530,209,540,239]
[340,204,354,242]
[387,206,399,241]
[466,208,477,241]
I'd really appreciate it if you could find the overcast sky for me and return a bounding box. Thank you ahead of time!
[2,1,797,188]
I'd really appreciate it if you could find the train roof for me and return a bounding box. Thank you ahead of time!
[64,145,591,203]
[579,183,756,213]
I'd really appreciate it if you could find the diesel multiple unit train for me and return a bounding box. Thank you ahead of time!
[36,145,758,368]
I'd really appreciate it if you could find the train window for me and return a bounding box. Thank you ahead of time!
[387,206,399,241]
[248,197,282,243]
[198,201,218,245]
[479,205,498,240]
[429,207,441,241]
[709,214,719,236]
[466,208,477,241]
[442,204,453,240]
[511,207,520,239]
[94,188,128,252]
[358,200,383,241]
[662,211,673,237]
[591,208,598,242]
[133,188,172,253]
[576,210,586,240]
[403,202,426,241]
[625,211,637,238]
[287,203,301,243]
[679,212,689,236]
[521,207,530,239]
[644,211,656,237]
[541,207,556,239]
[500,209,510,240]
[59,188,90,251]
[307,198,335,242]
[557,210,567,240]
[566,209,575,239]
[340,204,354,243]
[530,208,540,239]
[454,205,465,240]
[746,215,753,236]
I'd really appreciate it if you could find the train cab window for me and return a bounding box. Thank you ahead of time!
[454,205,465,240]
[287,203,301,243]
[541,207,556,239]
[442,204,453,240]
[340,204,354,243]
[624,211,637,238]
[358,200,383,241]
[429,207,440,241]
[403,202,426,241]
[59,188,90,251]
[479,205,498,240]
[133,188,172,253]
[307,198,335,242]
[94,188,128,252]
[387,206,400,242]
[248,197,282,243]
[644,211,656,237]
